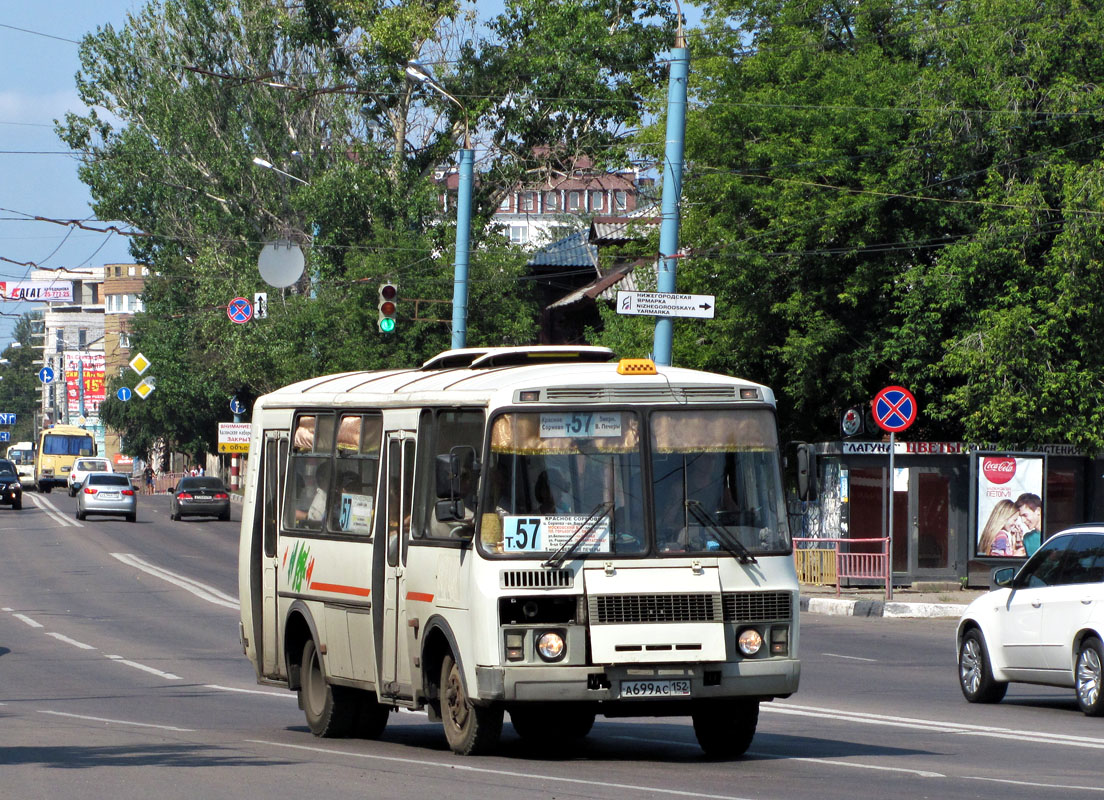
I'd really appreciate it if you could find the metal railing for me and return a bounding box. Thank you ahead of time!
[793,537,891,600]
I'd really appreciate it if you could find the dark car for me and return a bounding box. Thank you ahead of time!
[0,458,23,510]
[170,476,231,521]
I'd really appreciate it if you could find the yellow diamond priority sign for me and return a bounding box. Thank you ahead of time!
[134,377,156,399]
[129,353,151,376]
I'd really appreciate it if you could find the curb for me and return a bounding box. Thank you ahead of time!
[800,596,968,619]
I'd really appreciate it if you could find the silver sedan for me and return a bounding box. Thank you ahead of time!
[76,473,138,523]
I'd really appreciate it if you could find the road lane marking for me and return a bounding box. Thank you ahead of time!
[750,752,944,778]
[765,702,1104,749]
[29,492,82,527]
[46,632,96,649]
[822,652,877,662]
[13,613,43,628]
[111,553,238,609]
[205,684,296,699]
[964,776,1104,793]
[105,654,181,681]
[248,739,757,800]
[39,710,194,732]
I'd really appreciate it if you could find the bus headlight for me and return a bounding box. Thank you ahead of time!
[536,631,565,662]
[737,628,763,656]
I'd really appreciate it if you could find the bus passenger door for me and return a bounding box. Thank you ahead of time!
[380,433,416,699]
[261,432,288,677]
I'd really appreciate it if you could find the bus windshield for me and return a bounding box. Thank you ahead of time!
[481,410,645,557]
[42,434,94,456]
[479,407,790,559]
[650,408,790,556]
[8,449,32,465]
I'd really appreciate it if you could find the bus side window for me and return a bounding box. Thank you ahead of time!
[411,408,484,540]
[283,413,336,532]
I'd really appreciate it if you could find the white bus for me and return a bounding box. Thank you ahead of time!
[238,346,800,756]
[6,441,35,488]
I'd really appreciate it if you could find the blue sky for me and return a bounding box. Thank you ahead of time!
[0,1,703,349]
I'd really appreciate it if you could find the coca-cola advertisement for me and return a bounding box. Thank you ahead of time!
[975,454,1044,558]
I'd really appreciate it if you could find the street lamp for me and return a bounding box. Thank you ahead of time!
[251,156,310,186]
[406,61,473,350]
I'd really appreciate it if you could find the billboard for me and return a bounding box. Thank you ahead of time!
[64,352,107,419]
[975,454,1044,558]
[0,281,74,302]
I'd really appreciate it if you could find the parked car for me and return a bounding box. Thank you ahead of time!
[170,476,231,521]
[0,458,23,510]
[76,473,137,522]
[957,524,1104,715]
[68,456,114,496]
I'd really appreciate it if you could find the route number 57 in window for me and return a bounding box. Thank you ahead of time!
[539,411,622,438]
[503,517,543,551]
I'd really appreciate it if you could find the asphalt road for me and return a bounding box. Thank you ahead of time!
[2,492,1101,800]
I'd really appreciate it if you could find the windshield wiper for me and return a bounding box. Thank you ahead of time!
[685,500,757,564]
[543,501,614,569]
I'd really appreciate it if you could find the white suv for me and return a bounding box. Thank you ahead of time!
[68,457,114,496]
[957,525,1104,715]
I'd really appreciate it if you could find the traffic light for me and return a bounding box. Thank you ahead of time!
[378,283,397,333]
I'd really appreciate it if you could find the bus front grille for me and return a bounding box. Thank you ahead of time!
[590,593,722,624]
[723,591,793,622]
[501,569,574,589]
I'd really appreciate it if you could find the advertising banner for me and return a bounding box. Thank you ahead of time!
[64,352,106,419]
[0,281,74,302]
[975,454,1044,558]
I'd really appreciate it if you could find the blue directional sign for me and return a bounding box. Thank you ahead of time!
[0,413,15,425]
[117,387,133,402]
[38,366,54,384]
[229,397,247,415]
[0,432,9,442]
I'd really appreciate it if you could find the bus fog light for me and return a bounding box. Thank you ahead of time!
[536,631,565,662]
[770,626,788,655]
[505,632,525,661]
[737,628,763,656]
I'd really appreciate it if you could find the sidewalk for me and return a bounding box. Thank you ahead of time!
[800,583,988,619]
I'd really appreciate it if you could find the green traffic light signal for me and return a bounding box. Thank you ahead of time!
[378,283,397,333]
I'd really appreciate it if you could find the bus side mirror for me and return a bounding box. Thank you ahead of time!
[435,498,464,522]
[795,443,817,501]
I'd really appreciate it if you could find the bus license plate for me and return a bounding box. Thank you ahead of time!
[620,679,691,698]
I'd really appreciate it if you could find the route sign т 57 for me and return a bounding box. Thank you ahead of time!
[616,291,715,319]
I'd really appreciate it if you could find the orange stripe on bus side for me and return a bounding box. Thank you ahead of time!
[406,592,434,603]
[310,582,372,598]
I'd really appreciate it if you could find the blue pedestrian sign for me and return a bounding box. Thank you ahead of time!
[38,366,54,384]
[230,397,247,415]
[117,387,133,402]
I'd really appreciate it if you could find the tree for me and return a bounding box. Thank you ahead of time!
[596,0,1104,449]
[0,314,44,444]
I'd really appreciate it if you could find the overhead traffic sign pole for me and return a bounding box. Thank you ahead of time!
[870,385,919,602]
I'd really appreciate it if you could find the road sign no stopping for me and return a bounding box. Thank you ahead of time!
[872,385,918,433]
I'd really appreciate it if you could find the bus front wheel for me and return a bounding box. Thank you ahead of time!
[299,638,356,737]
[692,698,758,759]
[440,653,502,755]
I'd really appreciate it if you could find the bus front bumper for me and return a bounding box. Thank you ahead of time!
[477,658,800,706]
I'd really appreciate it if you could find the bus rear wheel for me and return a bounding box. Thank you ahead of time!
[441,652,502,755]
[692,698,758,759]
[299,638,356,737]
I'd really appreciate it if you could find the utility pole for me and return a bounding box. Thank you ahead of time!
[652,8,689,367]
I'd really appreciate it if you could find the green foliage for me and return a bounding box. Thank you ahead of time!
[0,314,45,444]
[597,0,1104,450]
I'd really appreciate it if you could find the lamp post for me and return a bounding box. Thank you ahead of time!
[406,62,473,350]
[251,156,310,186]
[652,1,689,367]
